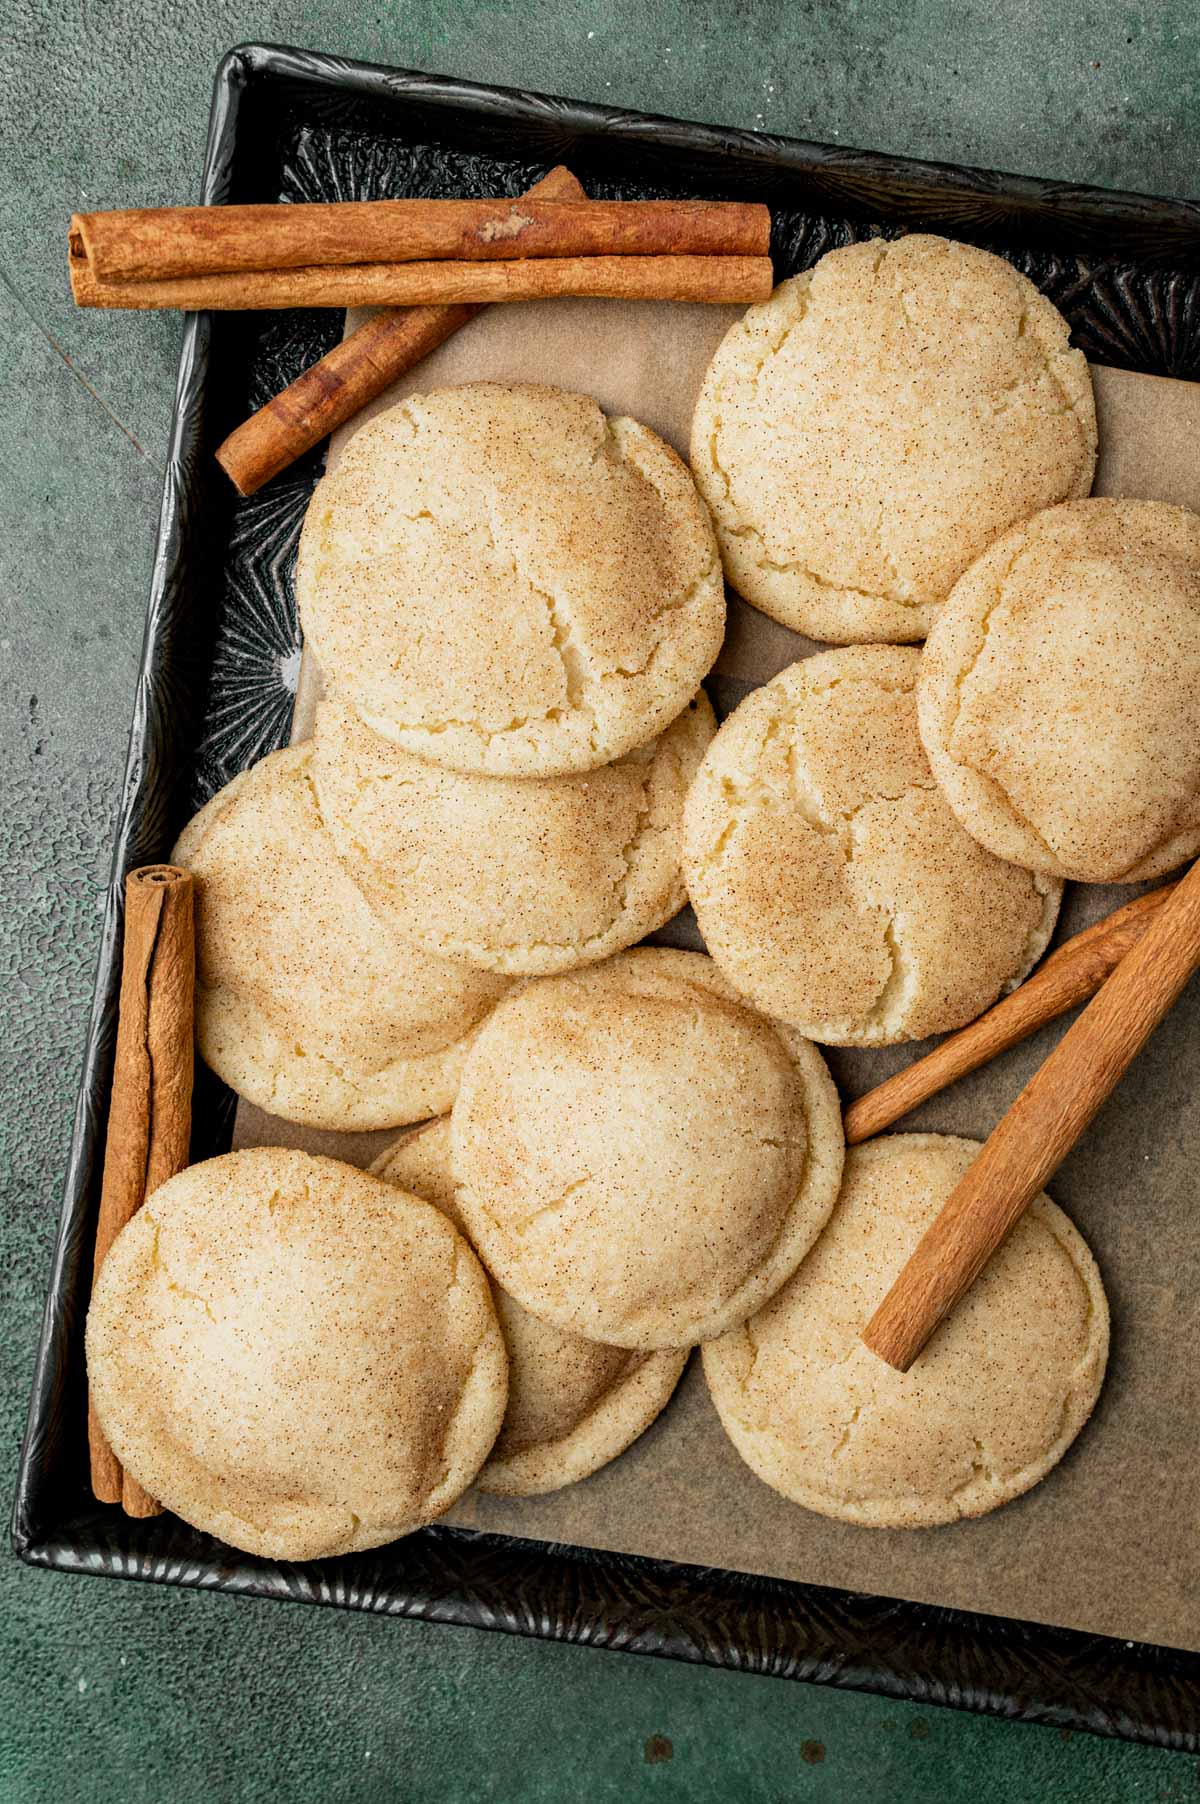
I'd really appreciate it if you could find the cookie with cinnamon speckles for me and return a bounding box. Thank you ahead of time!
[704,1135,1109,1528]
[296,382,726,776]
[173,744,509,1131]
[682,646,1061,1044]
[690,237,1096,644]
[450,948,845,1351]
[919,497,1200,882]
[86,1147,508,1560]
[311,690,715,976]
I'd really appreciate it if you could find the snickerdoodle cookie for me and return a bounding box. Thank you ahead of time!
[450,949,844,1351]
[704,1135,1108,1528]
[919,498,1200,882]
[312,691,714,975]
[682,647,1061,1044]
[297,383,725,776]
[86,1148,508,1560]
[690,236,1096,643]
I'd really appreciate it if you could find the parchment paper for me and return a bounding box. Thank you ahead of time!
[234,298,1200,1652]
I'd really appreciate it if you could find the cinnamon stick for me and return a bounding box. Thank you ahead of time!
[70,197,770,282]
[861,857,1200,1373]
[843,881,1177,1145]
[217,165,585,497]
[88,864,195,1515]
[70,252,774,312]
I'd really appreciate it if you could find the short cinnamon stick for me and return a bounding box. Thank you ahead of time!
[843,881,1177,1145]
[70,197,770,282]
[88,864,195,1515]
[70,252,774,311]
[862,857,1200,1373]
[216,165,585,497]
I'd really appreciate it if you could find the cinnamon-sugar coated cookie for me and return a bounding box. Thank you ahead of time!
[704,1135,1109,1528]
[374,1119,688,1496]
[86,1148,508,1560]
[312,690,715,975]
[682,647,1061,1044]
[691,237,1096,643]
[918,498,1200,882]
[173,744,509,1130]
[297,382,725,776]
[450,949,844,1351]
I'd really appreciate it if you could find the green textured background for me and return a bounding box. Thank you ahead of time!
[3,4,1200,1799]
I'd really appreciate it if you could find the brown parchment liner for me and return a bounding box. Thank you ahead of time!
[231,295,1200,1653]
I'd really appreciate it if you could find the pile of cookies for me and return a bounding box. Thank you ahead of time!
[88,234,1200,1562]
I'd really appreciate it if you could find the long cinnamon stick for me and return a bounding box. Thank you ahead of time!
[70,252,774,312]
[88,864,194,1515]
[843,882,1177,1145]
[70,198,770,282]
[861,857,1200,1373]
[216,165,585,497]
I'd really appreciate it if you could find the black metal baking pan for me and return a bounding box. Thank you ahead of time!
[14,41,1200,1749]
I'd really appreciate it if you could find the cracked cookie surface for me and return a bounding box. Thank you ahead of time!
[690,236,1096,644]
[86,1147,508,1560]
[312,690,715,976]
[173,744,509,1131]
[296,382,725,776]
[682,647,1061,1045]
[703,1134,1109,1528]
[450,949,844,1351]
[919,498,1200,882]
[374,1118,688,1496]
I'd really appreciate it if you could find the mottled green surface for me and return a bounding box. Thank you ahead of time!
[3,3,1200,1798]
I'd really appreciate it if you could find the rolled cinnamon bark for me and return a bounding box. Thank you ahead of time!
[70,252,774,311]
[88,864,194,1517]
[70,197,770,282]
[217,165,585,497]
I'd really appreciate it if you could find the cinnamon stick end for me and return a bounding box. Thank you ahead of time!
[90,1460,123,1506]
[67,217,96,307]
[841,1102,877,1147]
[860,1310,922,1373]
[121,1476,164,1519]
[214,433,265,497]
[129,863,191,890]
